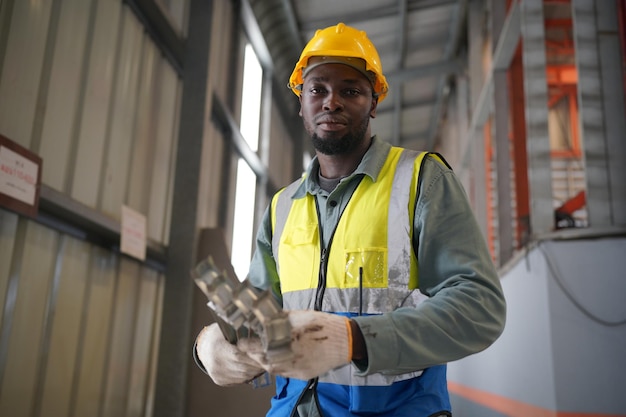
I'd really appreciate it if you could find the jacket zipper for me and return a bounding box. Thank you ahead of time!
[313,178,361,311]
[293,179,362,415]
[314,199,327,311]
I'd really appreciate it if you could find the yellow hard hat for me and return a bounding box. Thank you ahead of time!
[288,23,389,102]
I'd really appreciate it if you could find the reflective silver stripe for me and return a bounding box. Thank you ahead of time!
[282,289,317,310]
[283,288,429,314]
[321,287,429,313]
[387,149,420,291]
[318,363,423,386]
[271,181,301,276]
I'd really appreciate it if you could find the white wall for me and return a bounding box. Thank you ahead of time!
[448,236,626,416]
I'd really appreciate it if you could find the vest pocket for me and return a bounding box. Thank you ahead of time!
[342,248,387,288]
[279,223,319,292]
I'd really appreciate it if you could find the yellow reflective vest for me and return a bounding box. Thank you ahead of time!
[271,147,446,315]
[267,146,451,415]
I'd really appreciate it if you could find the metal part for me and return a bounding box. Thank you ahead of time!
[191,256,293,362]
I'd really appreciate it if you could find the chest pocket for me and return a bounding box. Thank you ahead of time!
[278,216,320,293]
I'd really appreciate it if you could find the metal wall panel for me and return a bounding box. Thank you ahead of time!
[0,222,59,417]
[0,209,18,327]
[0,209,21,405]
[0,0,52,147]
[128,40,158,214]
[71,0,122,208]
[38,0,92,191]
[0,213,164,417]
[101,257,141,417]
[148,62,179,243]
[100,8,144,218]
[0,0,13,75]
[143,271,164,417]
[72,246,118,417]
[0,0,181,415]
[126,268,160,416]
[38,236,90,417]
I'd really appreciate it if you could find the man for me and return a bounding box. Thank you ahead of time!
[195,22,506,417]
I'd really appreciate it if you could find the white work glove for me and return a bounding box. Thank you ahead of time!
[238,310,352,381]
[196,323,265,386]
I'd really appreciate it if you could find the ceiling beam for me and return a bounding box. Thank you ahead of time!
[391,0,409,145]
[462,0,521,170]
[377,96,436,116]
[427,0,467,149]
[299,0,459,31]
[386,57,462,85]
[469,0,520,132]
[241,0,274,71]
[280,0,304,49]
[123,0,184,74]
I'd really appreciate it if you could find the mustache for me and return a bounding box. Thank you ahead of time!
[314,112,348,124]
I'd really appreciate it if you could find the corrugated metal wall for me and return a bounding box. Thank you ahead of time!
[0,0,302,414]
[0,0,180,240]
[0,209,164,417]
[0,0,182,415]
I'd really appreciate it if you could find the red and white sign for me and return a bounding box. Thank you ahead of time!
[0,134,42,218]
[121,205,147,261]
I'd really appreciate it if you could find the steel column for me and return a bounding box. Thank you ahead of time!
[520,0,553,236]
[573,0,626,226]
[153,1,213,416]
[509,45,531,246]
[492,0,514,265]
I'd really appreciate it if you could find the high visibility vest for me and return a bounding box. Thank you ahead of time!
[271,147,444,367]
[267,147,450,416]
[270,147,445,307]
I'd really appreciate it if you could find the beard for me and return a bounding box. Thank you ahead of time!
[310,116,370,156]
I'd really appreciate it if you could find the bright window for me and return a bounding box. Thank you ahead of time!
[231,44,262,281]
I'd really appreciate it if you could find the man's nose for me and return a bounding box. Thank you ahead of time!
[323,91,343,112]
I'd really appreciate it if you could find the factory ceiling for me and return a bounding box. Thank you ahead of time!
[247,0,468,152]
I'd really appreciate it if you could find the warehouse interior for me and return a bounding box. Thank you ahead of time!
[0,0,625,416]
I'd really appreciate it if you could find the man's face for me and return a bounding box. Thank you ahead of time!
[299,63,378,155]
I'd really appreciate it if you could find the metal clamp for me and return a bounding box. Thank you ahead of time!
[192,256,292,363]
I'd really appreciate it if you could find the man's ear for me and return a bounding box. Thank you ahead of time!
[370,96,378,119]
[298,95,303,117]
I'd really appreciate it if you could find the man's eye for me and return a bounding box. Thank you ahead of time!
[309,87,326,95]
[344,89,360,96]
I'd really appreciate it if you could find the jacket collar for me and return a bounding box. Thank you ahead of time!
[291,135,392,199]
